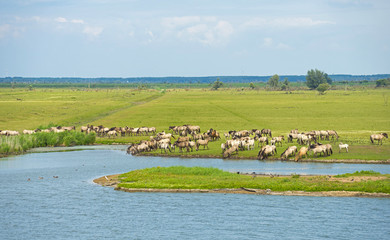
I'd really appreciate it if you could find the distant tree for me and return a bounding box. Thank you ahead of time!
[268,74,279,89]
[212,78,223,90]
[376,78,390,87]
[249,82,255,89]
[306,69,332,89]
[281,78,289,91]
[316,83,330,95]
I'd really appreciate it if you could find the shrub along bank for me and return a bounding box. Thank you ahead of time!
[0,131,96,156]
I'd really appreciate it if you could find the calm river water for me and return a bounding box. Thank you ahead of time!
[0,146,389,239]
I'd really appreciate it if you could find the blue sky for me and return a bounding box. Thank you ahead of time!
[0,0,389,77]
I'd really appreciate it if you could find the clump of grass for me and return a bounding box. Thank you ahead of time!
[335,170,381,178]
[118,167,390,193]
[291,173,300,178]
[0,131,96,155]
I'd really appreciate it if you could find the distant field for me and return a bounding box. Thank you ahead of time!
[0,87,389,160]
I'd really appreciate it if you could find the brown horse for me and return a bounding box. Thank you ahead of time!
[261,128,272,137]
[370,133,388,145]
[295,147,308,162]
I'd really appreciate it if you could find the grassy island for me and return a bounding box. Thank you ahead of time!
[94,167,390,197]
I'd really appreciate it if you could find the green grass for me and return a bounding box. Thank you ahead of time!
[0,131,96,155]
[0,87,389,160]
[118,166,390,193]
[335,170,381,178]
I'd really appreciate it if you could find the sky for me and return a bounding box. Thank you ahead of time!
[0,0,389,77]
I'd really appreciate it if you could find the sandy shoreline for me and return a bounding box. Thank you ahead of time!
[93,174,390,198]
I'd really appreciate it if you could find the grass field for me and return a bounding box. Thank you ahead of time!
[117,166,390,194]
[0,87,389,160]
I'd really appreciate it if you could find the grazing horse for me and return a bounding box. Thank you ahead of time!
[339,142,349,153]
[107,130,117,138]
[290,129,299,134]
[207,129,220,141]
[320,130,329,140]
[223,146,238,158]
[174,141,190,152]
[261,128,272,137]
[159,143,171,153]
[257,145,276,160]
[256,136,268,147]
[295,147,308,162]
[280,146,297,160]
[271,136,284,146]
[196,139,209,150]
[309,144,327,157]
[327,130,339,141]
[370,133,388,145]
[23,130,35,135]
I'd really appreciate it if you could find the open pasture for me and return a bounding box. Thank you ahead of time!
[0,88,389,160]
[90,88,390,142]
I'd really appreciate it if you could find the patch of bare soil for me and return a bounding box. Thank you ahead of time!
[328,176,387,183]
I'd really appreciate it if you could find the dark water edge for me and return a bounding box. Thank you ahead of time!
[0,148,389,240]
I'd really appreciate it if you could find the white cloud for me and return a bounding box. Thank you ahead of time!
[163,16,234,46]
[262,37,291,50]
[161,16,201,29]
[55,17,67,23]
[263,37,273,47]
[55,17,84,24]
[244,17,335,28]
[0,24,11,38]
[70,19,84,24]
[83,26,103,37]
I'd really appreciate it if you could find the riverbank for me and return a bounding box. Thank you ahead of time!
[94,167,390,198]
[137,152,390,164]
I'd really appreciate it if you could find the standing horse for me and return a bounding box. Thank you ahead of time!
[339,142,349,153]
[261,129,272,137]
[370,133,388,145]
[280,146,297,160]
[295,147,308,162]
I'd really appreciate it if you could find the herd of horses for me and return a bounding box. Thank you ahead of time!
[124,126,388,161]
[0,124,388,160]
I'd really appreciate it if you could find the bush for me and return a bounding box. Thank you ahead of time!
[316,83,330,95]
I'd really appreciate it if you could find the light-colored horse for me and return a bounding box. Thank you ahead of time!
[280,146,297,160]
[257,145,276,160]
[339,142,349,153]
[370,133,388,145]
[196,139,209,150]
[223,145,238,158]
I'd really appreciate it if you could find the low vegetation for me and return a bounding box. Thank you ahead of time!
[117,166,390,194]
[0,131,96,155]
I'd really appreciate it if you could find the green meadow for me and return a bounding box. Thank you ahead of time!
[117,166,390,194]
[0,87,389,160]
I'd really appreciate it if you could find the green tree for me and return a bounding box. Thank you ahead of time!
[212,78,223,90]
[249,82,255,89]
[268,74,279,89]
[306,69,332,89]
[376,78,390,87]
[316,83,330,95]
[281,78,289,91]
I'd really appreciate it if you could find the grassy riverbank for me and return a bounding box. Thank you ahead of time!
[95,167,390,197]
[0,88,389,161]
[0,132,96,155]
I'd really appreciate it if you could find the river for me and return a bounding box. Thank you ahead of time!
[0,146,389,239]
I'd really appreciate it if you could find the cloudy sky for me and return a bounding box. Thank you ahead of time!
[0,0,389,77]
